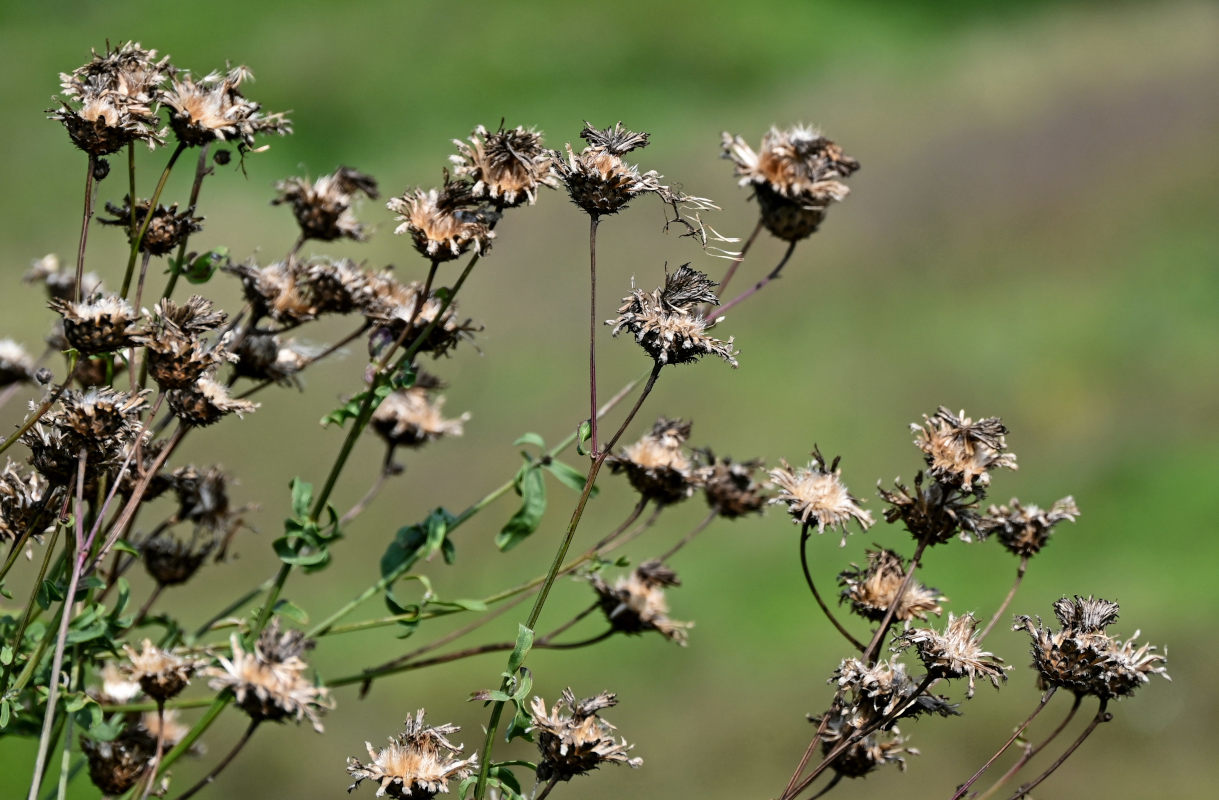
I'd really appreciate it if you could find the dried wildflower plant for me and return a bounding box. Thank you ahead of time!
[590,560,692,644]
[607,417,701,505]
[528,689,642,782]
[273,166,379,242]
[608,265,738,367]
[346,710,476,798]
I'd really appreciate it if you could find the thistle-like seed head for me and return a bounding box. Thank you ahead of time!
[166,376,258,427]
[371,379,469,451]
[695,450,768,518]
[99,196,203,255]
[387,177,499,262]
[51,42,170,155]
[528,688,642,782]
[912,407,1017,492]
[895,612,1008,698]
[162,65,291,149]
[608,265,738,367]
[122,639,206,701]
[768,448,873,543]
[273,166,378,242]
[838,548,946,624]
[590,561,691,644]
[451,123,558,208]
[51,293,142,354]
[346,710,477,798]
[607,417,701,505]
[982,496,1079,558]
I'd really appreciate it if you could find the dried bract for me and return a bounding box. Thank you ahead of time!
[810,709,916,779]
[225,259,315,325]
[122,639,205,701]
[81,727,155,794]
[696,451,768,518]
[371,379,469,451]
[451,123,558,208]
[162,65,291,149]
[22,387,146,484]
[99,196,203,255]
[142,297,232,390]
[982,496,1079,558]
[768,449,873,543]
[232,332,310,385]
[912,407,1017,492]
[166,376,258,426]
[838,548,946,624]
[608,265,737,367]
[346,709,476,798]
[141,533,215,586]
[528,689,642,782]
[895,612,1008,698]
[364,275,479,358]
[51,42,169,155]
[387,177,498,262]
[302,257,379,315]
[51,293,142,354]
[273,166,378,242]
[590,560,691,644]
[607,417,701,504]
[0,460,53,542]
[878,471,985,545]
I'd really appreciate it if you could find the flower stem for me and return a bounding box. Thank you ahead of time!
[979,556,1029,642]
[173,718,261,800]
[160,143,212,303]
[710,218,762,303]
[975,694,1082,800]
[588,215,601,456]
[800,525,865,652]
[0,362,78,458]
[121,142,186,299]
[862,539,928,663]
[657,509,717,562]
[73,155,97,303]
[950,687,1056,800]
[1001,699,1110,800]
[715,239,798,318]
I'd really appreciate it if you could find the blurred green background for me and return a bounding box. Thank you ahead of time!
[1,0,1216,797]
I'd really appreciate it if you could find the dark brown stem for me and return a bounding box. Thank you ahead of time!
[535,777,559,800]
[782,702,836,800]
[591,497,649,550]
[800,525,865,652]
[714,239,797,318]
[133,251,153,317]
[808,772,843,800]
[656,509,717,561]
[976,694,1082,800]
[173,719,261,800]
[1002,699,1110,800]
[979,556,1029,642]
[588,215,601,456]
[863,539,928,663]
[950,687,1056,800]
[74,155,97,302]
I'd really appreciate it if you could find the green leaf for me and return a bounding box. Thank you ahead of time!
[0,700,9,729]
[495,468,546,552]
[320,384,394,428]
[110,540,139,556]
[381,524,427,580]
[274,600,309,624]
[389,365,417,390]
[543,459,597,496]
[446,598,487,612]
[0,645,11,665]
[575,419,592,455]
[423,508,453,559]
[512,432,545,448]
[290,478,314,519]
[506,624,534,674]
[272,536,329,567]
[504,705,534,744]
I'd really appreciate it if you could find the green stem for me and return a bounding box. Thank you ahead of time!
[73,155,97,302]
[143,695,231,792]
[173,719,260,800]
[121,142,186,299]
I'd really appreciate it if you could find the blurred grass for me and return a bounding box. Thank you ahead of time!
[1,1,1216,798]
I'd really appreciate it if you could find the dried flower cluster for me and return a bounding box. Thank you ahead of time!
[768,449,873,542]
[838,548,946,624]
[607,418,701,505]
[346,710,476,798]
[895,613,1008,698]
[608,265,737,367]
[528,689,642,782]
[591,560,691,644]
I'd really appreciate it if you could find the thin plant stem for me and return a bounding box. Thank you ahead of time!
[376,259,439,370]
[6,523,63,671]
[587,215,601,455]
[73,155,97,302]
[100,696,217,714]
[1001,700,1110,800]
[235,321,369,400]
[715,240,798,318]
[979,556,1029,642]
[139,702,166,800]
[173,718,261,800]
[132,251,153,318]
[121,142,186,298]
[709,218,763,306]
[474,361,663,798]
[781,695,838,799]
[338,458,395,527]
[799,526,865,652]
[862,539,928,663]
[133,584,165,626]
[950,687,1057,800]
[127,144,138,242]
[0,363,78,458]
[27,450,88,800]
[535,777,559,800]
[138,695,230,796]
[160,143,212,302]
[656,509,716,562]
[976,694,1082,800]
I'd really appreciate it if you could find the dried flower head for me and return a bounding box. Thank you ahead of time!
[0,460,53,542]
[97,661,142,705]
[51,42,170,155]
[22,387,146,484]
[722,125,859,241]
[208,619,333,731]
[768,449,873,543]
[838,548,946,624]
[608,265,737,367]
[273,166,378,242]
[302,257,379,315]
[607,417,701,504]
[387,177,499,262]
[982,496,1079,558]
[141,532,215,586]
[81,727,155,794]
[99,195,203,255]
[528,689,642,782]
[225,259,315,325]
[832,657,955,729]
[590,561,691,644]
[232,332,310,385]
[162,65,291,149]
[371,379,469,451]
[364,275,480,358]
[142,297,233,390]
[912,407,1017,492]
[122,639,205,701]
[141,709,200,755]
[346,709,477,798]
[895,613,1008,698]
[167,376,258,427]
[1014,596,1169,699]
[878,471,986,545]
[696,451,768,518]
[51,293,142,354]
[0,339,38,387]
[810,709,917,779]
[451,123,558,208]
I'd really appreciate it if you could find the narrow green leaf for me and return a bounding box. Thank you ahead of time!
[575,419,592,455]
[289,478,313,519]
[543,459,597,496]
[274,600,309,624]
[506,624,534,674]
[512,432,545,448]
[495,468,546,551]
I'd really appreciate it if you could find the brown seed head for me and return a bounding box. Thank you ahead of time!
[810,709,917,779]
[608,265,737,367]
[607,417,701,505]
[590,563,691,644]
[451,123,558,208]
[25,254,102,303]
[162,65,291,149]
[695,450,768,518]
[371,381,469,450]
[528,688,642,782]
[99,195,203,255]
[302,257,379,315]
[142,298,233,390]
[166,376,258,426]
[363,274,480,358]
[768,449,873,543]
[273,166,378,242]
[895,613,1008,698]
[141,533,215,586]
[231,332,310,386]
[982,496,1079,558]
[0,339,38,387]
[387,177,499,262]
[224,259,316,325]
[81,727,155,794]
[912,407,1017,492]
[51,293,142,354]
[0,460,53,542]
[51,42,170,155]
[838,548,946,624]
[878,471,985,546]
[346,709,477,798]
[22,387,147,484]
[122,639,205,701]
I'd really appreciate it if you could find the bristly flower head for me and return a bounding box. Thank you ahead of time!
[302,257,379,315]
[346,709,477,798]
[22,387,147,485]
[273,166,379,242]
[51,42,170,155]
[722,124,859,241]
[982,496,1079,558]
[450,123,558,208]
[166,375,258,427]
[51,293,142,354]
[912,407,1017,492]
[832,657,958,730]
[99,196,203,255]
[141,532,215,587]
[208,618,333,731]
[528,689,643,782]
[0,460,53,542]
[387,175,499,262]
[838,548,946,624]
[141,296,233,391]
[0,339,38,387]
[591,560,691,645]
[878,471,986,546]
[768,448,873,543]
[162,65,291,149]
[608,265,738,367]
[607,417,701,505]
[232,332,310,386]
[1014,596,1169,699]
[895,612,1008,698]
[225,258,315,325]
[809,709,917,779]
[696,450,768,519]
[81,727,155,794]
[364,275,480,358]
[371,375,469,452]
[122,639,206,702]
